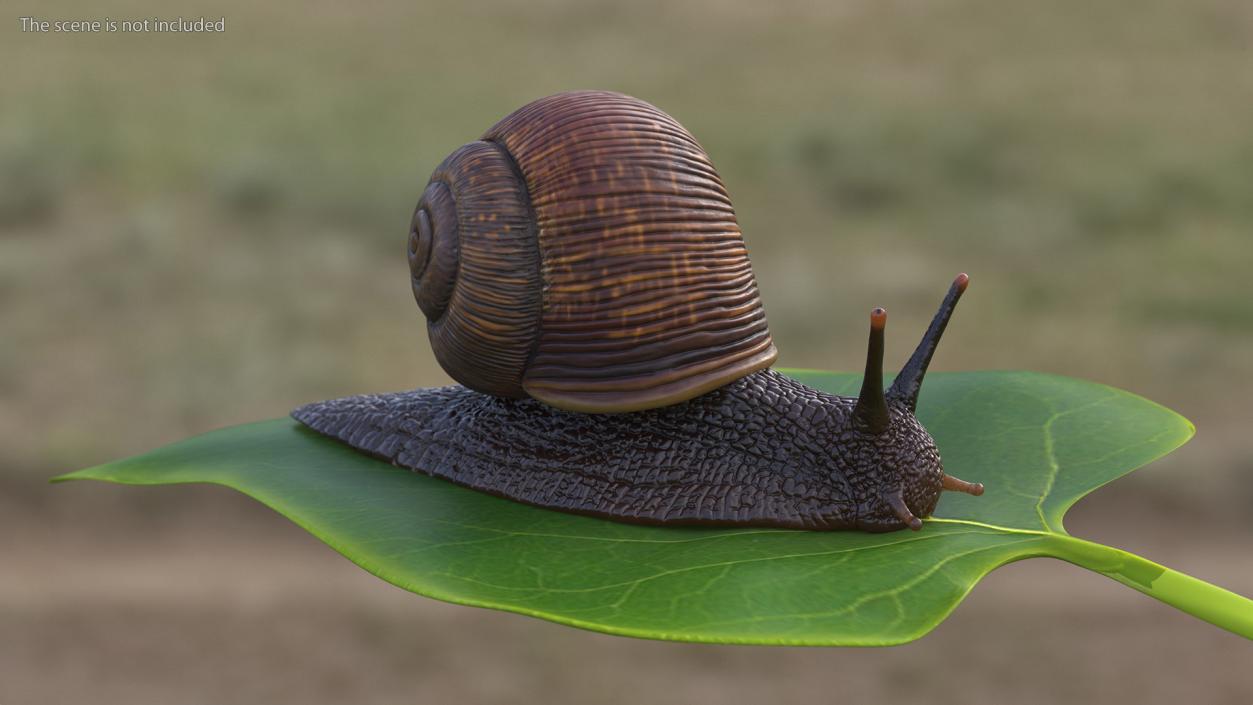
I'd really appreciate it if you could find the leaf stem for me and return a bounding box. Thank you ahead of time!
[1047,534,1253,640]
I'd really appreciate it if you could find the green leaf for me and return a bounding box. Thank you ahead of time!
[56,371,1253,645]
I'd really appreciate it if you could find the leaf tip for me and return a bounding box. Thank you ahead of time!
[49,464,114,484]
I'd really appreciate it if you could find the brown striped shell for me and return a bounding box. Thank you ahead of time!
[407,91,777,413]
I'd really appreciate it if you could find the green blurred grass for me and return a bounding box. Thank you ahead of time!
[3,0,1252,515]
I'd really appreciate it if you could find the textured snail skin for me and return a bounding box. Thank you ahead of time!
[292,369,944,531]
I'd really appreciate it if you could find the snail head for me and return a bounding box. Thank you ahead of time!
[844,274,982,531]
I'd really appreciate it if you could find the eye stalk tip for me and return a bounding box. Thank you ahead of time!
[887,273,970,411]
[854,304,890,433]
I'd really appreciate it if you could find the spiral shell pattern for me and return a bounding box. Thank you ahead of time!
[409,90,777,412]
[409,142,540,398]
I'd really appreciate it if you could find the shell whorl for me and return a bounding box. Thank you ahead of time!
[409,142,541,398]
[410,90,778,412]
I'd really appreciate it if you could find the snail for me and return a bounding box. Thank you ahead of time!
[293,90,984,533]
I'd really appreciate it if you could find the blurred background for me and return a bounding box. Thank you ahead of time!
[4,0,1251,702]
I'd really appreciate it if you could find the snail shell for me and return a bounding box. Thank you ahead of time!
[407,90,777,413]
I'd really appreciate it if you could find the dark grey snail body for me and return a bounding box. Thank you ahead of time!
[296,369,943,531]
[292,91,984,532]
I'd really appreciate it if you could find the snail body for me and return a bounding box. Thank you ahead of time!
[293,91,983,532]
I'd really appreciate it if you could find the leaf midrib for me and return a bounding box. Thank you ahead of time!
[677,536,1047,633]
[422,529,999,597]
[926,517,1051,538]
